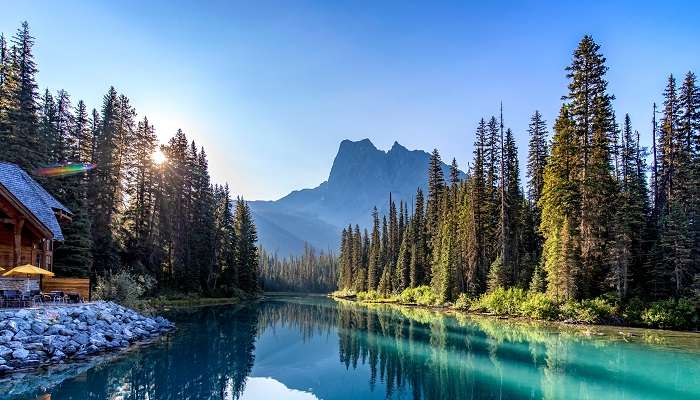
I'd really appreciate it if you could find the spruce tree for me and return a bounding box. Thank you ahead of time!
[564,35,618,298]
[539,106,581,300]
[234,197,259,293]
[367,207,381,290]
[609,114,648,299]
[409,188,427,287]
[0,34,17,161]
[426,149,445,249]
[526,110,549,263]
[527,110,549,205]
[90,87,125,274]
[8,22,43,170]
[394,223,411,292]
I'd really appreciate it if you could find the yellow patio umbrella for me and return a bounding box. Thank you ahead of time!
[2,264,55,277]
[3,264,55,295]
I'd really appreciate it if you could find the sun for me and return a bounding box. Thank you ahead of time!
[152,149,167,165]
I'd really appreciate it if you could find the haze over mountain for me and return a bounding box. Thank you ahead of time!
[250,139,463,256]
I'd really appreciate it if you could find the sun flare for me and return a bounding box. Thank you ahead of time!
[152,149,167,165]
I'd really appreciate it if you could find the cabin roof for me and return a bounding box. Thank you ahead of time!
[0,162,72,240]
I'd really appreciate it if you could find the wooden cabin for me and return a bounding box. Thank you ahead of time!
[0,162,72,271]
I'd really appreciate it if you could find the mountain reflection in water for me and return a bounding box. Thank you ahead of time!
[2,295,699,400]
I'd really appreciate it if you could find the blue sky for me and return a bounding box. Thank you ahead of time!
[3,1,699,200]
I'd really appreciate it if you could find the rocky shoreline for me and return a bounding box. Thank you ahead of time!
[0,302,174,375]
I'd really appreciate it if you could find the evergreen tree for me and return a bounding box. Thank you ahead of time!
[7,22,43,170]
[426,149,445,249]
[367,207,381,290]
[338,227,351,289]
[539,106,581,300]
[609,115,648,299]
[449,158,460,186]
[527,110,549,205]
[409,188,427,287]
[394,222,411,292]
[119,117,158,273]
[90,87,125,274]
[468,119,490,292]
[526,110,549,263]
[0,34,18,162]
[234,197,259,292]
[72,100,93,162]
[432,201,456,302]
[352,225,365,292]
[52,93,92,278]
[213,184,237,291]
[564,35,618,298]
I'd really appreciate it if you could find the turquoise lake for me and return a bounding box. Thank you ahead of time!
[1,295,699,400]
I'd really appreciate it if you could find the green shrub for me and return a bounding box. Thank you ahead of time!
[331,289,357,298]
[453,293,472,310]
[415,287,440,306]
[520,292,560,320]
[560,297,616,323]
[471,287,527,315]
[357,290,380,301]
[94,270,155,307]
[622,297,645,325]
[641,298,698,330]
[398,286,436,305]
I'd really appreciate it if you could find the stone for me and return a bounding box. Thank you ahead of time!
[98,312,115,324]
[8,341,23,349]
[46,324,65,336]
[5,321,18,334]
[0,302,173,376]
[63,343,77,355]
[0,330,13,344]
[31,322,48,335]
[11,348,29,360]
[51,349,66,361]
[72,332,89,346]
[23,343,43,351]
[12,330,28,341]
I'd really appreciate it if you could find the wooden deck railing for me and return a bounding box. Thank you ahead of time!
[41,277,90,300]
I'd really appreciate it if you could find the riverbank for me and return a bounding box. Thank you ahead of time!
[135,296,244,312]
[330,286,700,332]
[0,302,174,375]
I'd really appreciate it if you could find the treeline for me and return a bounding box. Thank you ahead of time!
[338,35,700,306]
[0,22,259,295]
[259,245,338,293]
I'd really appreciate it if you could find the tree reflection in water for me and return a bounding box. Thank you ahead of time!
[9,297,700,400]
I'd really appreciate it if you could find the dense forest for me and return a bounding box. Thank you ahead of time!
[258,245,338,293]
[0,22,259,296]
[337,36,699,310]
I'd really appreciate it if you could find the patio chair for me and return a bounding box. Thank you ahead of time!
[48,291,66,304]
[1,290,22,308]
[27,289,43,306]
[66,292,83,304]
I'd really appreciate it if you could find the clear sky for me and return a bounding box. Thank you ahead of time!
[3,1,699,200]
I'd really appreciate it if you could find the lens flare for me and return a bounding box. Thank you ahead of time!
[34,162,96,177]
[152,149,167,165]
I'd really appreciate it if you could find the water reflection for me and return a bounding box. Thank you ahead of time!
[3,296,699,400]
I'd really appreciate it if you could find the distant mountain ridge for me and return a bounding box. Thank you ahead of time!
[250,139,464,256]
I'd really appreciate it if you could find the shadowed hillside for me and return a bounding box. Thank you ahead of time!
[250,139,463,256]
